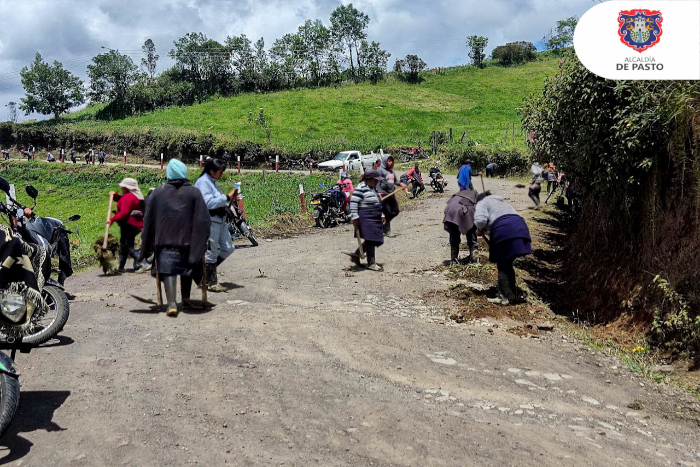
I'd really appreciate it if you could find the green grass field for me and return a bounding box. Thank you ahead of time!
[54,58,558,153]
[0,162,338,270]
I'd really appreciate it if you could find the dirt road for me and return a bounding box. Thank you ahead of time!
[1,177,698,466]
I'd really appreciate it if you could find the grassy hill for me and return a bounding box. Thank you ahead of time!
[51,58,558,155]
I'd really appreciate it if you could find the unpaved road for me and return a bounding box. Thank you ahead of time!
[1,177,698,466]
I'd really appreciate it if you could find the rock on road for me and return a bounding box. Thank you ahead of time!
[1,177,698,466]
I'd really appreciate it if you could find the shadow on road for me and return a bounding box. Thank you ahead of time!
[35,335,75,349]
[518,209,573,318]
[0,390,71,464]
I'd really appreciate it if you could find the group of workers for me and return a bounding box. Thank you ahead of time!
[346,155,532,305]
[107,158,238,317]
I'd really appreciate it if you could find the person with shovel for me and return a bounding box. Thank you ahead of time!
[474,192,532,305]
[443,188,479,264]
[107,178,145,272]
[138,159,211,317]
[377,154,405,237]
[348,169,385,271]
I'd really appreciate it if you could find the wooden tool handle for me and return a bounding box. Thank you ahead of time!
[380,185,408,201]
[480,174,486,193]
[103,193,114,249]
[201,256,208,302]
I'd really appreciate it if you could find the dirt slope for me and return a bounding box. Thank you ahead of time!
[1,177,698,467]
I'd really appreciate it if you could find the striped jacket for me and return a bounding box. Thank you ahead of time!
[349,182,384,221]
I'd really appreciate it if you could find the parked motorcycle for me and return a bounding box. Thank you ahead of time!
[225,198,258,247]
[0,346,21,438]
[311,184,349,228]
[1,181,73,346]
[429,166,448,193]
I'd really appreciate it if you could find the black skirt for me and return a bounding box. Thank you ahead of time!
[152,247,200,277]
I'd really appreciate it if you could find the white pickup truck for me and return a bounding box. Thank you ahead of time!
[318,151,379,172]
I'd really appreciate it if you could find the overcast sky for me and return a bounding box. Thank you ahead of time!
[0,0,596,121]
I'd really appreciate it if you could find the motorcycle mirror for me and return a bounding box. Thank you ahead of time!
[0,177,9,194]
[25,185,38,199]
[68,215,81,222]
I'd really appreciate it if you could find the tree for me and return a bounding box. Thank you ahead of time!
[19,53,85,119]
[393,54,426,84]
[466,35,489,67]
[358,40,390,84]
[5,102,17,123]
[546,17,578,53]
[330,3,370,79]
[87,49,140,103]
[491,41,536,66]
[141,39,159,80]
[170,32,232,102]
[298,19,332,85]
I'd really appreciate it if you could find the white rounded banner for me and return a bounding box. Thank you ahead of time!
[574,1,700,80]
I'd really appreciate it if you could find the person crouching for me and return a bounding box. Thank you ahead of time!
[349,169,385,271]
[474,192,532,305]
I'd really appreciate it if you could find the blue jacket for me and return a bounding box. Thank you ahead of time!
[458,165,472,190]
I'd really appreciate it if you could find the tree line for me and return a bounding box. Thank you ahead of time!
[14,12,578,121]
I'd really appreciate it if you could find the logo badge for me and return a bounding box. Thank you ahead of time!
[618,10,663,53]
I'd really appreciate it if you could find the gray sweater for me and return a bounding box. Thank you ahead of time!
[474,195,518,233]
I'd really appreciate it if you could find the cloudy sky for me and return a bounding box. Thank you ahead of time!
[0,0,595,121]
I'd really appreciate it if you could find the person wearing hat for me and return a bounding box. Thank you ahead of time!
[405,162,425,199]
[457,159,480,191]
[108,178,146,272]
[139,159,211,316]
[348,169,385,271]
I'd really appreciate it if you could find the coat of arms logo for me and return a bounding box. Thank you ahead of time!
[618,10,663,52]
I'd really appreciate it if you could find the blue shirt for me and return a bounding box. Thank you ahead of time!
[458,165,472,190]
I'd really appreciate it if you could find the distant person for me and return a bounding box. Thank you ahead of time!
[28,145,35,161]
[222,151,230,163]
[139,160,211,317]
[485,162,498,178]
[529,162,544,208]
[457,159,480,191]
[443,188,479,264]
[1,149,9,160]
[405,163,425,199]
[337,172,354,212]
[84,152,92,164]
[98,149,106,165]
[46,152,56,162]
[377,154,405,237]
[475,192,532,305]
[70,148,77,164]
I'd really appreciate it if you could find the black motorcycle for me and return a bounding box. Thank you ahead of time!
[311,184,349,228]
[1,182,75,346]
[429,166,448,193]
[225,198,258,247]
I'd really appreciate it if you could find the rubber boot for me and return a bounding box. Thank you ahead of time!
[117,255,126,273]
[207,263,226,293]
[163,275,178,316]
[467,245,477,264]
[450,245,460,264]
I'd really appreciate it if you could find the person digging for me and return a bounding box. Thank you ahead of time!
[442,188,479,264]
[348,169,385,271]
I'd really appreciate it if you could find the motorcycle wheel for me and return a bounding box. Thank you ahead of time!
[0,356,20,438]
[22,285,70,346]
[240,221,259,247]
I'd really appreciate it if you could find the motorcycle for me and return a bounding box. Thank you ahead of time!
[429,166,448,193]
[1,182,75,346]
[225,198,258,247]
[311,184,350,228]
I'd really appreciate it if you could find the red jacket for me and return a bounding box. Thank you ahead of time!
[110,192,144,230]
